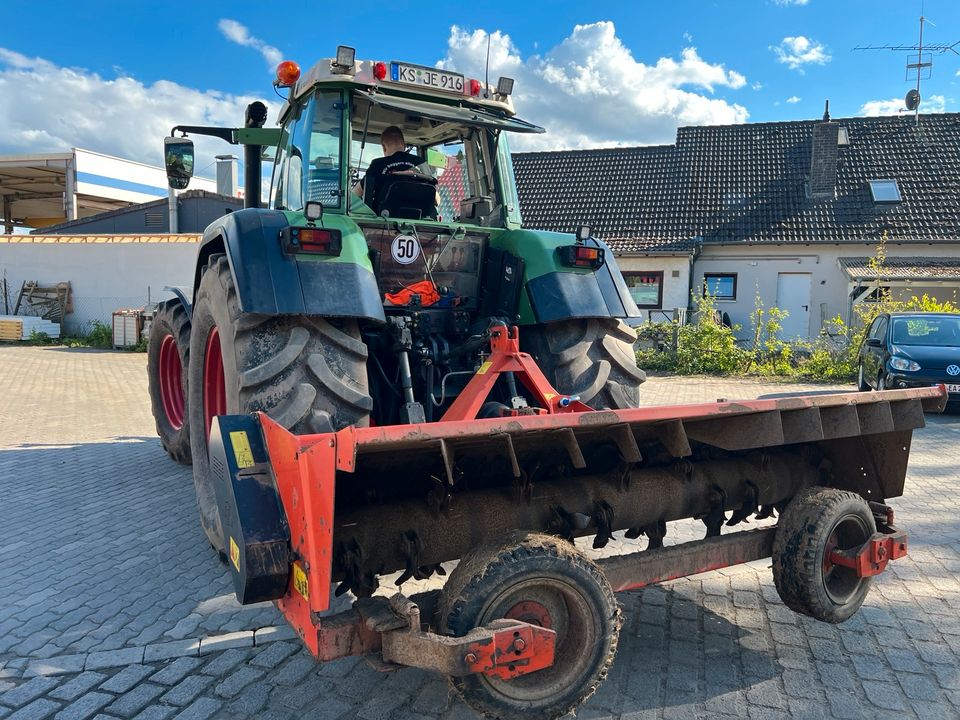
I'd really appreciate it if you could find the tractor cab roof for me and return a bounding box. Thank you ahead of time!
[287,55,528,122]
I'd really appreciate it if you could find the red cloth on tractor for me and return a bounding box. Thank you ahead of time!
[384,280,441,307]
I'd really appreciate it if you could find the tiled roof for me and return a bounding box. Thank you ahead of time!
[512,112,960,251]
[512,145,694,252]
[838,256,960,280]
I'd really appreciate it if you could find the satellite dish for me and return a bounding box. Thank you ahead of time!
[905,88,921,111]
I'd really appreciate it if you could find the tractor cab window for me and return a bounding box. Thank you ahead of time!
[348,94,507,226]
[272,90,343,212]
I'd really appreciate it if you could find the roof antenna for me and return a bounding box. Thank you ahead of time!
[484,32,491,99]
[823,99,831,121]
[853,2,959,126]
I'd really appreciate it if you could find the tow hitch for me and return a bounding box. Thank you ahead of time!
[828,502,908,578]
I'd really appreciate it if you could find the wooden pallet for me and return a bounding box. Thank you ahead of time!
[0,319,23,341]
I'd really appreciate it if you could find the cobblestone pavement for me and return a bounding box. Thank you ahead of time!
[2,346,959,719]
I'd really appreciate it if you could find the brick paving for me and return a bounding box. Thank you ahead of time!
[1,345,959,719]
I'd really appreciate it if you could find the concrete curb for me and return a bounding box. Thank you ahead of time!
[19,624,299,679]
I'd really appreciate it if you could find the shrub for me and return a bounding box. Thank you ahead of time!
[86,320,113,349]
[674,291,746,374]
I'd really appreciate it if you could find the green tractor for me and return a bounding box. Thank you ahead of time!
[148,47,645,558]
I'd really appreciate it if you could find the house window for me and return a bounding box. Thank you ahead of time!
[704,273,737,300]
[624,272,663,309]
[869,179,901,203]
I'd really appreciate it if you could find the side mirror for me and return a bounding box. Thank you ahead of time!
[164,136,195,190]
[866,337,882,347]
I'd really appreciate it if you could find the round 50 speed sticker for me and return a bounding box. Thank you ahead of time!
[391,234,420,265]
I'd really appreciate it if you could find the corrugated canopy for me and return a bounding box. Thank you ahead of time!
[839,256,960,281]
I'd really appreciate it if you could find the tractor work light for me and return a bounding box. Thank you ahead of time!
[275,61,301,88]
[280,226,342,256]
[558,245,605,269]
[304,201,323,222]
[576,225,592,244]
[496,76,515,96]
[335,45,356,70]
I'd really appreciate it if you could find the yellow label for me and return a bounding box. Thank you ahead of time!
[229,431,255,469]
[544,393,556,401]
[293,563,309,600]
[476,361,493,375]
[229,537,240,572]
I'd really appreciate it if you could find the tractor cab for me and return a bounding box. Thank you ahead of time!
[270,49,541,230]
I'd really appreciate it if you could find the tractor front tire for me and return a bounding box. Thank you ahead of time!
[439,532,620,720]
[523,318,645,409]
[147,298,192,465]
[188,255,372,553]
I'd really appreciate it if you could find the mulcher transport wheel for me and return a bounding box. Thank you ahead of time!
[439,532,621,720]
[772,486,877,623]
[522,318,645,409]
[148,298,192,465]
[188,255,372,554]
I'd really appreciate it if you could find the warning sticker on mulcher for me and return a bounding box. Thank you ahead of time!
[229,431,255,468]
[293,563,309,600]
[229,537,240,572]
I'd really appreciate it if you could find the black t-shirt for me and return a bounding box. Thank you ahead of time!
[362,151,421,207]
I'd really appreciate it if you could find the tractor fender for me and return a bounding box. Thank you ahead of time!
[494,229,642,324]
[193,208,385,322]
[162,286,192,319]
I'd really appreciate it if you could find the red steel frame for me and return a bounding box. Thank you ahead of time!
[250,327,945,676]
[441,324,592,420]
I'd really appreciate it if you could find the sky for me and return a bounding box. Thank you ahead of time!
[1,0,958,170]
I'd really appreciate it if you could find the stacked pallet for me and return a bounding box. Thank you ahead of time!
[0,315,61,340]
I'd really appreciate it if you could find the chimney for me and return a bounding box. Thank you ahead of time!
[215,155,239,197]
[808,100,839,199]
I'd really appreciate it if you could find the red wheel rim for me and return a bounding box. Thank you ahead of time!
[505,600,553,630]
[203,327,226,442]
[158,334,185,430]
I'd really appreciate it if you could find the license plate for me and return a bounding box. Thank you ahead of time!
[390,62,464,93]
[947,384,960,393]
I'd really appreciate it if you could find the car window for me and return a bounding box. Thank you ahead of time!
[891,316,960,347]
[869,316,888,342]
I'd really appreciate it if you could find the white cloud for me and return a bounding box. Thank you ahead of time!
[773,0,810,5]
[438,22,749,151]
[859,94,946,116]
[771,36,830,71]
[218,19,283,70]
[786,95,801,103]
[0,48,275,171]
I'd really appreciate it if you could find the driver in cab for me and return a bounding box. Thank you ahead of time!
[352,126,419,203]
[352,126,439,215]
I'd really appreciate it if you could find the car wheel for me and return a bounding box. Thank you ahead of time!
[857,364,870,392]
[876,373,886,391]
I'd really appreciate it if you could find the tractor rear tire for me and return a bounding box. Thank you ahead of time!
[522,318,645,409]
[439,532,620,720]
[188,255,372,553]
[147,298,192,465]
[772,487,876,624]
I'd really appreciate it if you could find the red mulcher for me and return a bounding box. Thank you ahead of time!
[208,323,945,720]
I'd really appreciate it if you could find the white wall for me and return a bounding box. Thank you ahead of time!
[0,236,199,333]
[617,254,691,323]
[694,243,960,341]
